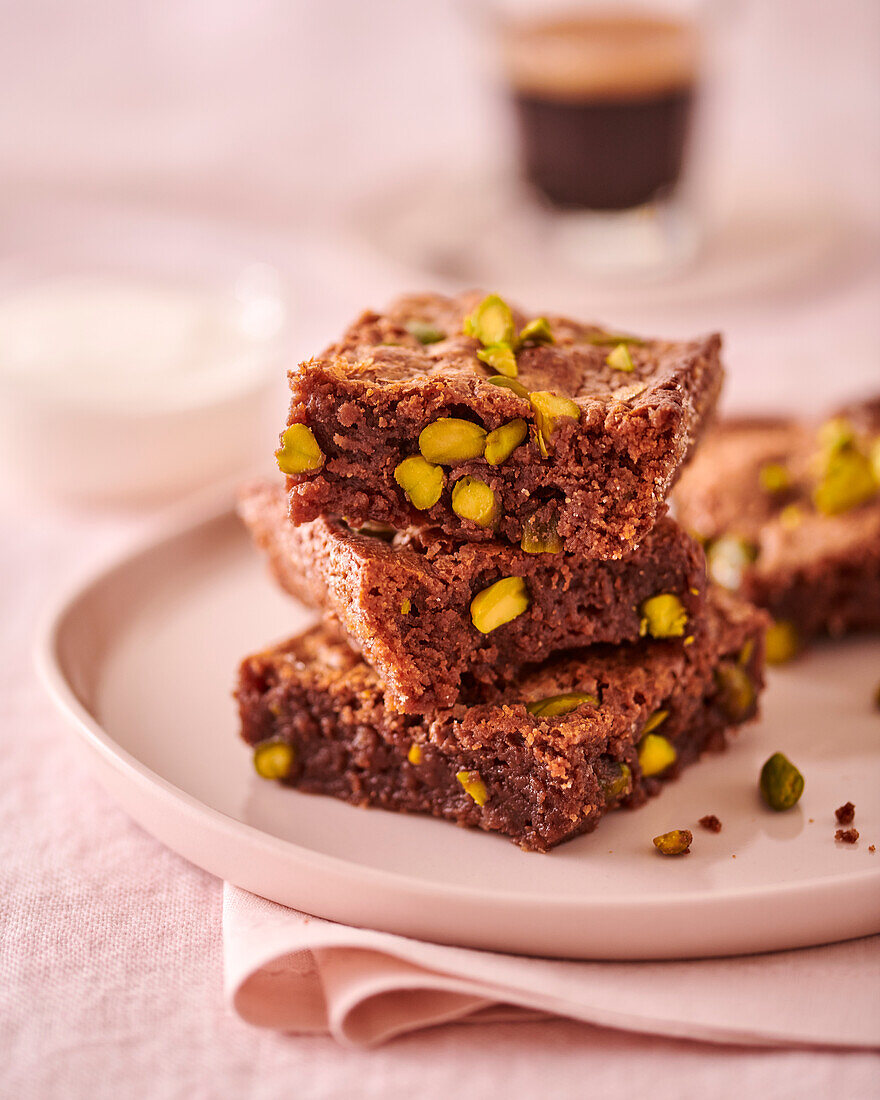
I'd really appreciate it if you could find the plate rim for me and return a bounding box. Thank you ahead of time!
[35,492,880,959]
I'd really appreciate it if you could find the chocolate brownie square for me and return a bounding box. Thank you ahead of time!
[278,291,723,559]
[235,588,766,852]
[675,398,880,644]
[239,481,707,711]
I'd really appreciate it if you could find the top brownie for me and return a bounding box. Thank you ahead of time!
[278,291,723,559]
[674,398,880,639]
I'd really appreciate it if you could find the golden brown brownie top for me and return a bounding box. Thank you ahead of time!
[313,289,721,407]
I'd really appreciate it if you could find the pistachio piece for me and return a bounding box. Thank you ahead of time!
[581,330,646,347]
[639,593,687,638]
[529,391,580,452]
[714,661,756,721]
[818,416,855,455]
[470,576,530,633]
[394,455,444,510]
[456,769,488,806]
[758,462,791,493]
[477,344,518,378]
[419,418,487,464]
[276,424,324,475]
[779,503,803,530]
[606,343,634,372]
[638,733,677,777]
[526,691,598,717]
[765,620,800,665]
[599,760,633,801]
[407,743,424,765]
[487,375,529,399]
[400,598,411,615]
[520,514,563,554]
[653,829,693,856]
[451,476,498,527]
[738,638,755,667]
[642,708,669,735]
[463,294,516,347]
[406,320,445,345]
[871,437,880,482]
[759,751,805,811]
[518,317,554,346]
[253,739,295,780]
[485,418,527,465]
[813,447,877,514]
[706,534,758,590]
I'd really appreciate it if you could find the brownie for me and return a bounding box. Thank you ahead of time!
[280,290,723,559]
[239,481,708,712]
[674,400,880,640]
[235,588,766,852]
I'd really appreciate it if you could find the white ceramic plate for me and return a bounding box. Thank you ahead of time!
[38,496,880,959]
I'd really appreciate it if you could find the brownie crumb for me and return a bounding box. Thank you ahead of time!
[835,801,855,825]
[699,814,722,833]
[870,845,876,853]
[835,828,859,844]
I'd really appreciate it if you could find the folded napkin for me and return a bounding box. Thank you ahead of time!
[223,885,880,1049]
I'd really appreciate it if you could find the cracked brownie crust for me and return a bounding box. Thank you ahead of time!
[240,480,708,712]
[282,291,723,559]
[235,588,766,852]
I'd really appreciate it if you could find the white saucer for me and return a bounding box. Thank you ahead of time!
[38,496,880,959]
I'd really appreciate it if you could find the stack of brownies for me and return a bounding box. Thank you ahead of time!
[235,291,768,851]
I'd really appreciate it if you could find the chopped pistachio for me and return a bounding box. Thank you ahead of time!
[529,391,580,453]
[738,638,755,667]
[419,417,487,464]
[349,519,396,541]
[463,294,515,347]
[818,416,855,455]
[714,662,756,721]
[759,751,804,811]
[779,503,804,530]
[477,344,518,378]
[599,760,632,801]
[606,343,634,372]
[456,769,488,806]
[642,709,669,735]
[406,320,445,344]
[871,437,880,482]
[581,330,645,347]
[470,576,530,634]
[765,620,800,665]
[706,534,758,590]
[407,743,424,765]
[487,375,529,399]
[400,598,411,615]
[485,418,527,465]
[813,447,877,514]
[639,593,687,638]
[758,462,791,493]
[451,476,498,527]
[526,691,598,717]
[275,424,324,475]
[653,829,693,856]
[518,317,554,346]
[638,733,677,777]
[394,455,444,510]
[253,740,295,780]
[521,514,563,554]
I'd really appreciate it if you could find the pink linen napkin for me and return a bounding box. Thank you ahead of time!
[223,885,880,1049]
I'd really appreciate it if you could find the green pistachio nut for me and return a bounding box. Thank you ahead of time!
[759,751,804,811]
[520,514,563,554]
[764,620,800,665]
[405,320,446,345]
[456,769,488,806]
[451,476,498,527]
[486,375,529,399]
[638,733,677,777]
[276,424,324,475]
[463,294,516,347]
[253,740,295,780]
[477,344,518,378]
[642,709,669,735]
[529,391,580,453]
[419,417,487,464]
[653,829,693,856]
[394,455,444,510]
[713,661,757,721]
[581,330,645,347]
[470,575,530,633]
[484,418,527,465]
[518,317,554,346]
[813,447,877,515]
[639,593,688,638]
[599,760,633,802]
[758,462,791,493]
[606,343,635,372]
[526,691,598,717]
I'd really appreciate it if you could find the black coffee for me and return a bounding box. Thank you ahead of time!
[502,14,698,211]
